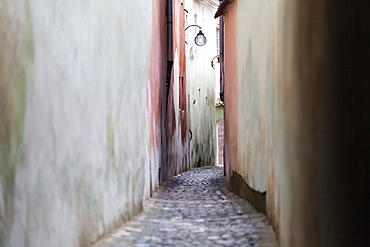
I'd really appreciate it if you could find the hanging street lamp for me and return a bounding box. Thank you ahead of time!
[185,25,207,46]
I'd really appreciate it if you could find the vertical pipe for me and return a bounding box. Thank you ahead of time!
[167,0,173,62]
[166,0,174,107]
[161,0,174,182]
[218,1,226,175]
[219,2,225,102]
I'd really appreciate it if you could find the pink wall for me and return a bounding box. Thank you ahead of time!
[148,0,167,192]
[164,0,189,176]
[223,3,239,185]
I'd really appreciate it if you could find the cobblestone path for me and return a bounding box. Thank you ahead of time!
[92,166,278,247]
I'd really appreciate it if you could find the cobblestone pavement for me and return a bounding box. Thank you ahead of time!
[92,166,278,247]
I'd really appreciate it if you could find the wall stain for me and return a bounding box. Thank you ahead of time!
[230,171,267,214]
[0,0,34,245]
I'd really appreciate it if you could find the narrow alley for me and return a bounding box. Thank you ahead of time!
[1,0,369,246]
[93,166,277,247]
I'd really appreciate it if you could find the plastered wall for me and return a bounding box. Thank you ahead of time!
[223,0,329,246]
[148,0,167,193]
[0,1,158,246]
[185,0,218,168]
[160,0,190,179]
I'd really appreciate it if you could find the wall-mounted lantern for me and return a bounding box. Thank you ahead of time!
[211,55,220,69]
[185,25,207,46]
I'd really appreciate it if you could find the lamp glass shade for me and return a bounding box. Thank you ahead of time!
[194,30,207,46]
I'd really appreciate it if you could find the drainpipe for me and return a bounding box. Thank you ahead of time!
[166,0,174,108]
[219,1,225,102]
[218,0,226,176]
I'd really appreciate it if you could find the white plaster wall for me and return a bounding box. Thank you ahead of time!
[185,0,218,167]
[225,0,292,244]
[224,0,328,245]
[1,1,153,246]
[235,0,275,193]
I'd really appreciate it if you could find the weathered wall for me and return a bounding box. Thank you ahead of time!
[185,0,218,167]
[222,0,328,246]
[148,0,167,193]
[161,0,191,178]
[0,1,160,246]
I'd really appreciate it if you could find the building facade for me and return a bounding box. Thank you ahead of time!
[216,0,369,246]
[185,0,219,168]
[0,0,208,246]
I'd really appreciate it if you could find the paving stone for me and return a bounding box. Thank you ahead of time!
[92,166,278,247]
